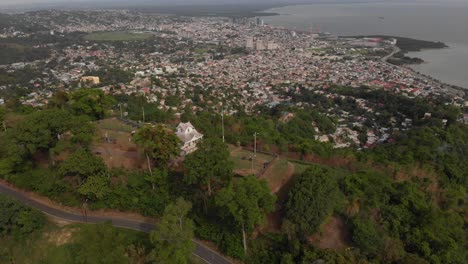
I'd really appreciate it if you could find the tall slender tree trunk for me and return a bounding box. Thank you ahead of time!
[202,192,208,214]
[242,223,247,253]
[146,153,155,190]
[207,180,212,197]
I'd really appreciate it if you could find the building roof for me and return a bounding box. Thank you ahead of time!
[177,122,194,131]
[177,130,203,144]
[176,122,203,144]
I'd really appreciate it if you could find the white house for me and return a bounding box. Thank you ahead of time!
[176,122,203,156]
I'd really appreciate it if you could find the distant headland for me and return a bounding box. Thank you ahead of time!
[348,35,448,66]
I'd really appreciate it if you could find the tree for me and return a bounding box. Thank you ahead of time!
[69,115,96,146]
[149,198,195,264]
[285,166,342,234]
[78,175,111,200]
[7,109,74,156]
[0,194,45,238]
[215,176,276,253]
[183,138,233,196]
[399,254,430,264]
[342,170,393,209]
[0,135,27,176]
[133,124,180,184]
[0,107,5,131]
[48,90,69,109]
[382,237,405,263]
[281,219,297,242]
[349,214,383,258]
[3,109,96,170]
[68,89,115,120]
[58,149,107,184]
[144,167,167,190]
[297,140,313,160]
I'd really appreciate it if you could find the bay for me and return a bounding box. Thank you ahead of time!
[262,2,468,89]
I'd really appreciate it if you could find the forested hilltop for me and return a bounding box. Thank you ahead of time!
[0,85,466,264]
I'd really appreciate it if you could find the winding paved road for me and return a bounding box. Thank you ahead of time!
[382,45,401,65]
[0,183,231,264]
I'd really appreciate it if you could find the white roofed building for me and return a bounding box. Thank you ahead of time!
[176,122,203,156]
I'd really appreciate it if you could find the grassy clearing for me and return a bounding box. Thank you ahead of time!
[92,118,144,169]
[4,112,25,128]
[94,118,137,151]
[84,31,153,41]
[96,118,135,133]
[1,221,59,264]
[290,161,311,175]
[229,145,274,176]
[1,221,151,264]
[267,159,290,191]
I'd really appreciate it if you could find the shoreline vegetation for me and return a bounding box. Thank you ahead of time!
[357,35,448,66]
[365,35,448,52]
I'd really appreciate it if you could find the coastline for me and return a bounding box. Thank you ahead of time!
[261,3,468,92]
[406,44,468,92]
[380,45,466,96]
[348,35,449,66]
[349,35,466,94]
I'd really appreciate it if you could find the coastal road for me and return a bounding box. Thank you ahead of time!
[0,182,231,264]
[382,45,401,64]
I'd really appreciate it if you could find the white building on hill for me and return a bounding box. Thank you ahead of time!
[176,122,203,155]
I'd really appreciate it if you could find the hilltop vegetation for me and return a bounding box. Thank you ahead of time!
[0,87,466,263]
[0,193,205,264]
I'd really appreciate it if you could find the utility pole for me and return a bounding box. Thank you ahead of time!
[251,132,258,174]
[82,199,88,223]
[254,132,257,158]
[119,103,123,119]
[221,105,225,143]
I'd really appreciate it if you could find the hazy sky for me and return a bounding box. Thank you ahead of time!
[1,0,466,8]
[2,0,383,7]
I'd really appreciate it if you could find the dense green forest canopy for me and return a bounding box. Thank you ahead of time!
[0,195,199,264]
[0,87,466,263]
[0,43,50,65]
[0,194,45,239]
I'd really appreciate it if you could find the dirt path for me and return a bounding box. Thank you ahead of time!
[268,161,295,194]
[258,156,279,179]
[263,161,296,233]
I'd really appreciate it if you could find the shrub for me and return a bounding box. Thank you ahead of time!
[0,194,45,239]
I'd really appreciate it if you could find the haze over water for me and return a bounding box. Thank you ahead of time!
[263,2,468,89]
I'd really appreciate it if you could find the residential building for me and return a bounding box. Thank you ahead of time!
[176,122,203,155]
